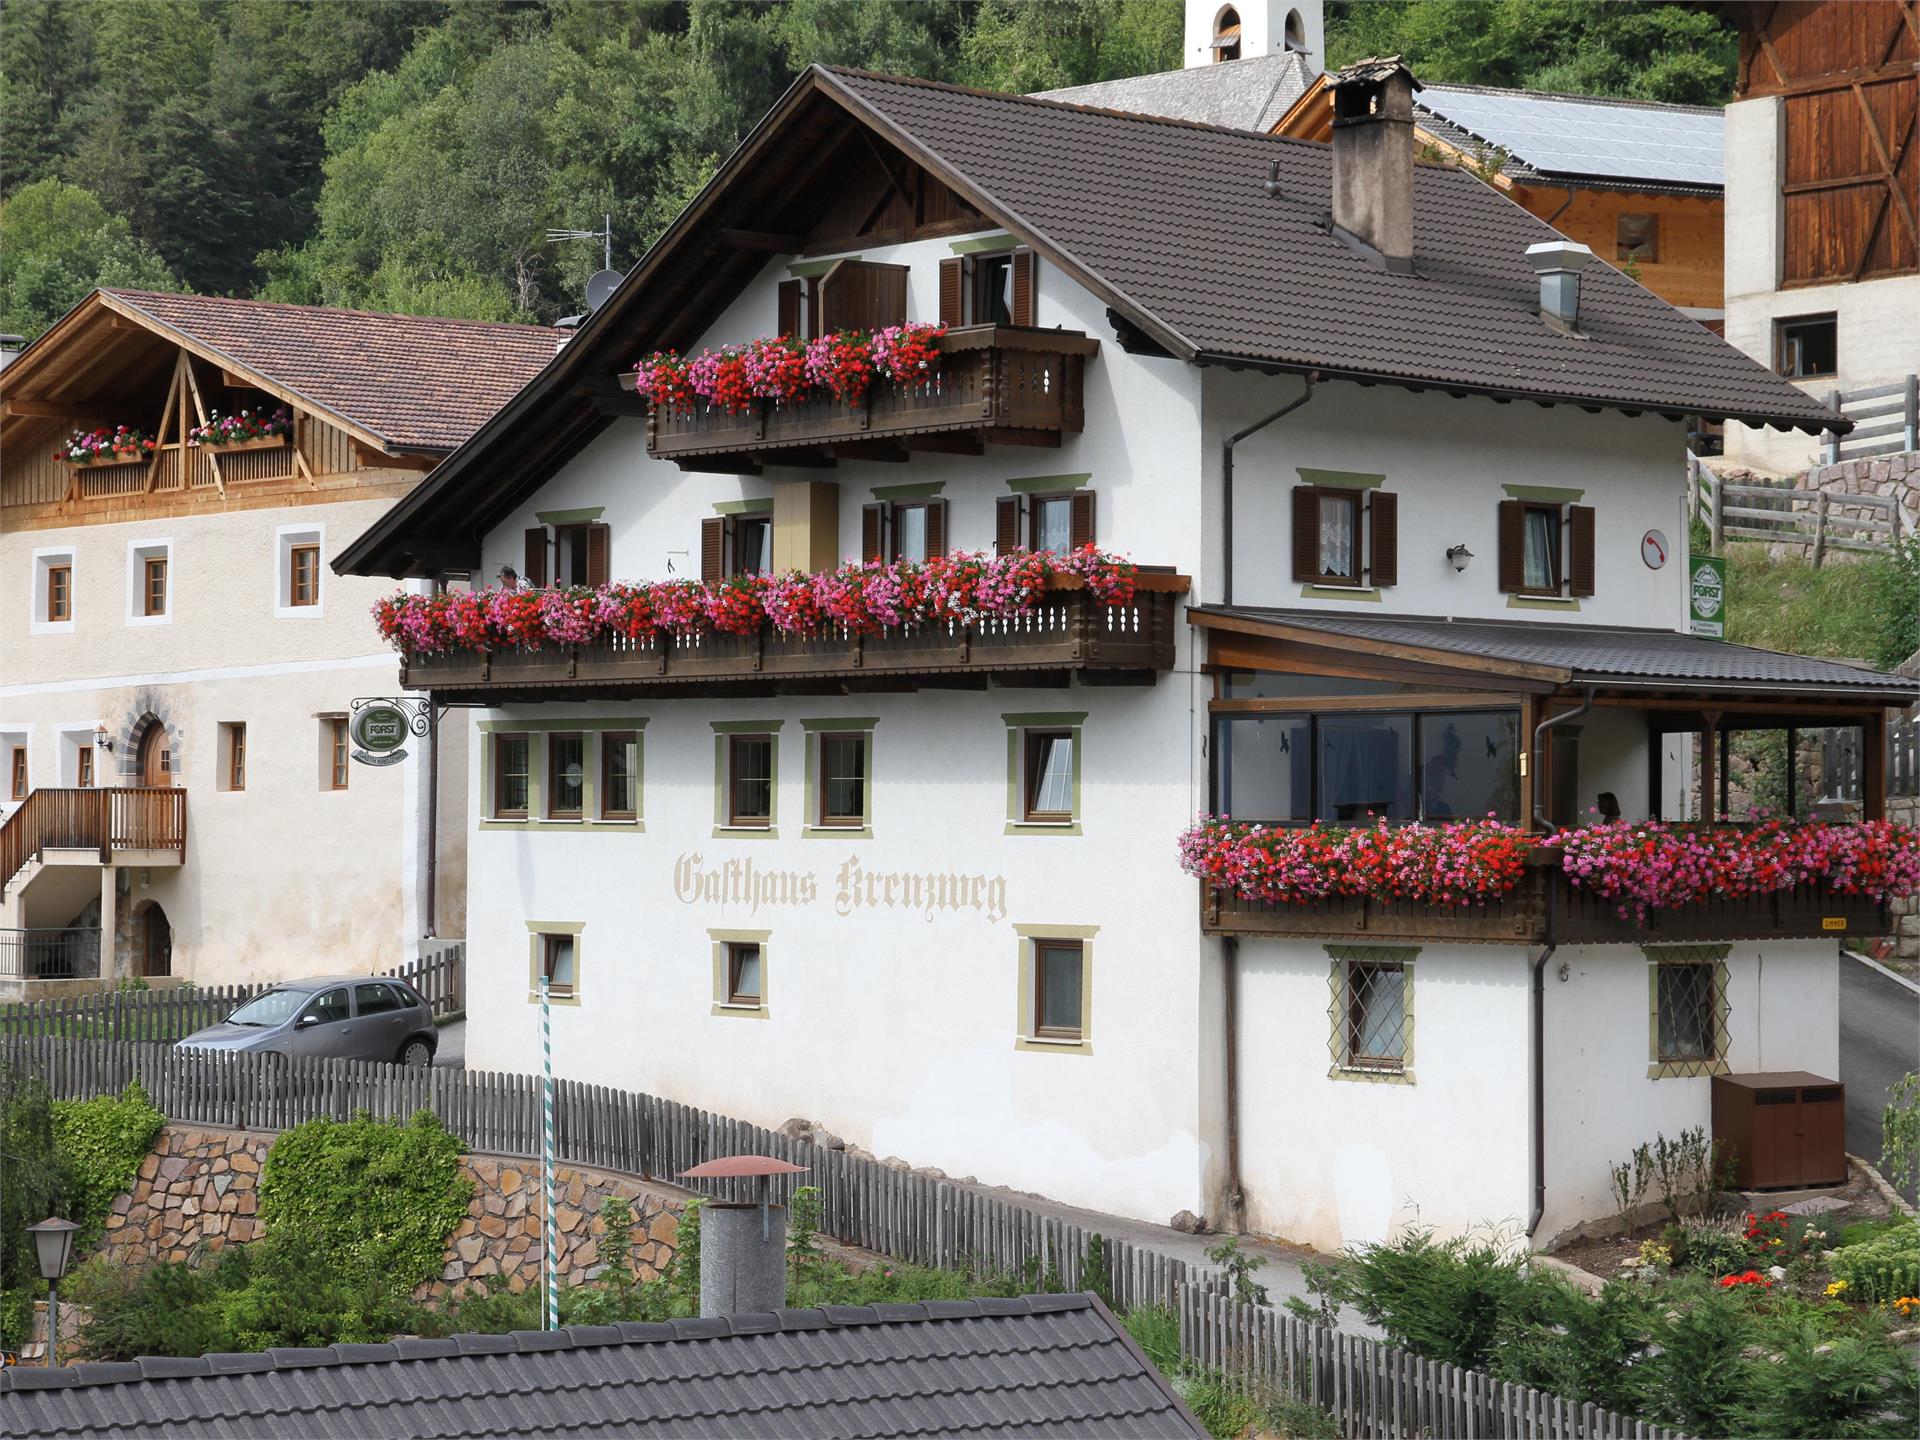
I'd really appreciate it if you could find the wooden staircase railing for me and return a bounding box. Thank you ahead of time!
[0,788,187,892]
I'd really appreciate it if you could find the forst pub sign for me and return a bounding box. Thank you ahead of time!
[349,701,414,767]
[1688,556,1726,639]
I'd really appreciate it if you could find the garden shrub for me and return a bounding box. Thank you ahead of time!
[1491,1272,1653,1416]
[1122,1303,1180,1372]
[0,1064,70,1355]
[1746,1318,1920,1440]
[1883,1071,1920,1193]
[1828,1220,1920,1302]
[1671,1217,1759,1278]
[1631,1276,1756,1436]
[1320,1229,1531,1371]
[52,1082,165,1251]
[258,1110,471,1297]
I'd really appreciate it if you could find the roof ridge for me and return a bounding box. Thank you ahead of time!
[105,289,565,336]
[1417,81,1724,116]
[0,1293,1095,1393]
[816,63,1332,145]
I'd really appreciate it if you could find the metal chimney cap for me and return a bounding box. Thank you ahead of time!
[1525,240,1595,275]
[679,1155,809,1179]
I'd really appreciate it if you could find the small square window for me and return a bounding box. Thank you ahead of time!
[542,933,577,998]
[144,556,168,616]
[33,550,76,631]
[1023,730,1074,822]
[289,544,320,607]
[548,732,585,819]
[817,732,868,827]
[494,733,530,818]
[1340,961,1407,1071]
[1657,962,1719,1064]
[48,564,72,622]
[601,732,639,820]
[1031,495,1073,555]
[1034,940,1084,1040]
[727,942,762,1006]
[1776,315,1837,379]
[1615,213,1658,263]
[728,734,774,827]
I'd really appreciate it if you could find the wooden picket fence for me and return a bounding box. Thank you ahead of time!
[0,948,466,1038]
[1690,455,1900,564]
[0,1032,1685,1439]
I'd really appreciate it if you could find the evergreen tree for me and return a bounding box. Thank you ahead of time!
[0,179,181,340]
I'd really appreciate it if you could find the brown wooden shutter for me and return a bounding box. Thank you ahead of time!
[1010,250,1036,326]
[700,516,727,583]
[805,277,821,339]
[1069,489,1096,549]
[585,523,610,588]
[524,527,547,589]
[995,495,1023,556]
[1291,488,1320,582]
[1568,504,1596,597]
[820,260,910,332]
[1497,500,1526,594]
[861,503,886,564]
[925,498,948,559]
[1368,490,1398,588]
[938,258,964,327]
[777,279,802,337]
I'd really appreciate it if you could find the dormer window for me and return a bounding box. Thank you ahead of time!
[1213,6,1242,61]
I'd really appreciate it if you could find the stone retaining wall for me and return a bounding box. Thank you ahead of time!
[99,1124,684,1298]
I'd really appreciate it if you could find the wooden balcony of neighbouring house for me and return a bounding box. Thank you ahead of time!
[1200,850,1890,946]
[620,325,1099,471]
[1,788,187,902]
[399,574,1184,701]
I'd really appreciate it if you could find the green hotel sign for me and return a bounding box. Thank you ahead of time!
[350,703,410,766]
[1688,555,1726,639]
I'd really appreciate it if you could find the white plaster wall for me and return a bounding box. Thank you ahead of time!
[461,677,1214,1226]
[1234,941,1532,1250]
[1539,940,1840,1241]
[1571,708,1690,823]
[1184,0,1323,72]
[1201,370,1694,628]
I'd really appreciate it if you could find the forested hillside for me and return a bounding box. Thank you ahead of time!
[0,0,1738,338]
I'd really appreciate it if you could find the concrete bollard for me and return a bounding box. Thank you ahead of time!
[699,1201,787,1317]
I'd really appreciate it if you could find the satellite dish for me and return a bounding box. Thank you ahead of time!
[585,269,623,313]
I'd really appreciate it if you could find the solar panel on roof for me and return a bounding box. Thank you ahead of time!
[1418,88,1723,187]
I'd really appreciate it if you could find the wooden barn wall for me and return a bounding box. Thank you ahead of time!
[1510,187,1724,311]
[3,421,70,507]
[1782,79,1919,283]
[1734,1,1919,100]
[302,414,361,477]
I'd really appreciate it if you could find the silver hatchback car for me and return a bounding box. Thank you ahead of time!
[176,975,438,1067]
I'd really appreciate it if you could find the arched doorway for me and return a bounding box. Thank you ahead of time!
[138,903,172,978]
[138,722,173,787]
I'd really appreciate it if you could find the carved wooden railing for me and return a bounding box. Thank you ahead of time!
[0,788,187,892]
[1202,851,1890,945]
[632,325,1098,460]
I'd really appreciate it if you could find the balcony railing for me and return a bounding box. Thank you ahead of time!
[0,927,102,982]
[1201,853,1889,945]
[400,579,1182,698]
[1,787,187,892]
[630,325,1099,463]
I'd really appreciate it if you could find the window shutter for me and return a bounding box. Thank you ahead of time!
[995,495,1023,556]
[805,276,821,339]
[1291,488,1320,582]
[524,527,548,589]
[1010,250,1036,326]
[777,279,802,337]
[1497,500,1526,594]
[700,517,727,583]
[821,260,909,332]
[925,498,948,559]
[861,503,886,564]
[1568,505,1596,597]
[938,258,964,327]
[1368,490,1398,588]
[1069,489,1096,550]
[585,523,610,588]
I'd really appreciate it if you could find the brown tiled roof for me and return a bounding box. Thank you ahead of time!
[106,290,562,452]
[820,69,1834,433]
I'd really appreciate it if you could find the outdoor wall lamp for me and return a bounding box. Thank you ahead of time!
[28,1216,79,1367]
[93,725,113,752]
[1446,544,1474,573]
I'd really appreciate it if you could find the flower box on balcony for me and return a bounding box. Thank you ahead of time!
[60,454,148,473]
[198,433,288,456]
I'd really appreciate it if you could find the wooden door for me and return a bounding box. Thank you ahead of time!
[142,906,172,978]
[139,726,171,787]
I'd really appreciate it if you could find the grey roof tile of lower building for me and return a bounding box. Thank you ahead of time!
[1035,51,1314,133]
[0,1294,1209,1439]
[1192,607,1919,700]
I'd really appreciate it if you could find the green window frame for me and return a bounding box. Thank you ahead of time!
[1014,924,1097,1055]
[710,928,772,1018]
[1003,712,1085,835]
[802,717,876,838]
[712,720,783,837]
[1327,946,1417,1083]
[1646,944,1731,1079]
[481,720,648,832]
[526,921,584,1007]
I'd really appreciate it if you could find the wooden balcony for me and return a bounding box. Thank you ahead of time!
[2,788,187,892]
[399,578,1182,700]
[628,325,1099,468]
[1201,853,1889,946]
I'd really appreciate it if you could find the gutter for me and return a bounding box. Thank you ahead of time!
[1222,935,1245,1234]
[1222,375,1316,606]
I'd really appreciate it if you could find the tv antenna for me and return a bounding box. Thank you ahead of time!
[546,214,613,272]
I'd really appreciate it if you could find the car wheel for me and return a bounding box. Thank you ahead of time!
[397,1037,435,1068]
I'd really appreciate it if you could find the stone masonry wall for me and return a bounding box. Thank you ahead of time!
[99,1125,683,1299]
[1704,451,1919,565]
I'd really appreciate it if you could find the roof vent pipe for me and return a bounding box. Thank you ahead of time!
[1327,56,1420,274]
[1525,240,1595,335]
[680,1156,807,1318]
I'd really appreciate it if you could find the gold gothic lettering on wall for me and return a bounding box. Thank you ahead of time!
[672,852,1007,924]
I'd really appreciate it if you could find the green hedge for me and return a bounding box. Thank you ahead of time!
[52,1083,166,1252]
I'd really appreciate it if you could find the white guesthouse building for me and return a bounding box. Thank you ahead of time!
[0,291,557,994]
[341,63,1913,1249]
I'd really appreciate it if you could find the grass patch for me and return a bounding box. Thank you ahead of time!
[1721,544,1891,662]
[1839,1217,1912,1249]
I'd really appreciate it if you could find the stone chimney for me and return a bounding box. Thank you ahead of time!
[1328,57,1421,274]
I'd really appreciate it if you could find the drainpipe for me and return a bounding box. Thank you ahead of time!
[1543,184,1577,228]
[424,701,440,940]
[1530,688,1594,830]
[1527,922,1556,1240]
[1223,935,1245,1233]
[1222,375,1316,606]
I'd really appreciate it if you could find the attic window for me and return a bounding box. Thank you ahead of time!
[1616,214,1659,264]
[1213,7,1241,61]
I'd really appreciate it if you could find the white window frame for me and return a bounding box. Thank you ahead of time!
[274,523,326,619]
[125,537,174,627]
[31,547,76,635]
[54,724,98,787]
[1,727,32,809]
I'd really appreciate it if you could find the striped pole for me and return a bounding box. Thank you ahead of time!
[541,974,558,1332]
